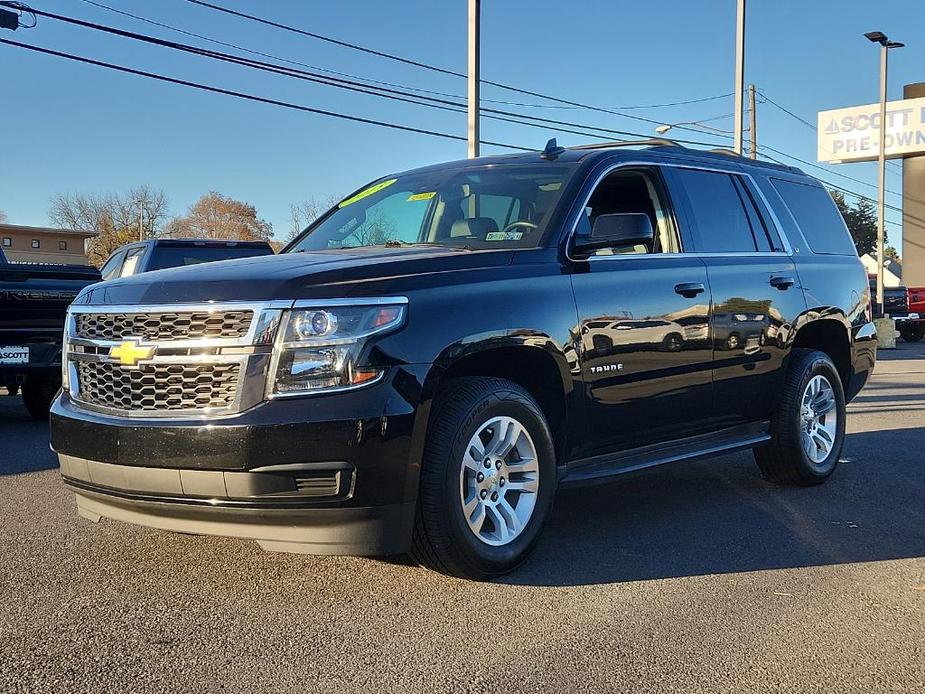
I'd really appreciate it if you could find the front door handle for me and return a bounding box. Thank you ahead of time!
[674,282,705,298]
[770,275,795,290]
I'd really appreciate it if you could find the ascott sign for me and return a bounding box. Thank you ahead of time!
[817,97,925,163]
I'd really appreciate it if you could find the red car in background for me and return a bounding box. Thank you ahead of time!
[903,287,925,342]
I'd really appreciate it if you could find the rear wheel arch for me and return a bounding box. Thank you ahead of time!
[789,317,852,390]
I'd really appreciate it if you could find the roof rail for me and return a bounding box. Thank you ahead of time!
[708,148,741,157]
[568,138,686,151]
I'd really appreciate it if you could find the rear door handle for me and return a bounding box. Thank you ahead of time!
[674,282,705,298]
[770,275,795,290]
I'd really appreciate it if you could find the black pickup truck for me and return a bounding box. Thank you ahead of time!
[1,247,101,418]
[50,140,877,579]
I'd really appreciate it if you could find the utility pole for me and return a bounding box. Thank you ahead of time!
[467,0,480,158]
[733,0,746,155]
[138,198,144,241]
[748,84,757,159]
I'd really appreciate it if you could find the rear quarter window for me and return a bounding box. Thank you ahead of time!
[771,178,856,256]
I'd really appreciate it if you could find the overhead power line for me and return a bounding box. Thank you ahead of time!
[179,0,916,194]
[22,5,732,148]
[8,2,916,218]
[758,88,903,175]
[0,37,531,151]
[81,0,732,114]
[179,0,727,139]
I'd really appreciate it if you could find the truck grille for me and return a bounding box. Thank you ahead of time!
[76,361,241,412]
[65,302,284,418]
[75,310,253,342]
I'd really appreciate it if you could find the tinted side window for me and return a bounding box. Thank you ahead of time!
[675,169,758,252]
[771,178,856,256]
[100,250,125,280]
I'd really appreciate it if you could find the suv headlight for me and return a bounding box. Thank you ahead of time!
[267,301,407,396]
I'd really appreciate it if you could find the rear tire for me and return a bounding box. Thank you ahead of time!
[410,377,556,580]
[22,374,60,421]
[754,349,845,486]
[899,324,924,342]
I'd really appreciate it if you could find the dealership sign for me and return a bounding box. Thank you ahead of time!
[817,97,925,163]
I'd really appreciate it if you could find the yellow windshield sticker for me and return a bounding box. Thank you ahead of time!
[338,179,397,208]
[407,191,436,202]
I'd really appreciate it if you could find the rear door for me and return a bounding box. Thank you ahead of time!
[665,166,806,427]
[569,165,714,457]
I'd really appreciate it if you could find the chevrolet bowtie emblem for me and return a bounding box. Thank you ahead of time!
[109,339,155,366]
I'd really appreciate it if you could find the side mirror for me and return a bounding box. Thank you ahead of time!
[573,213,654,255]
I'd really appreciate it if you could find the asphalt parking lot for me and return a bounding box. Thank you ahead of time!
[2,345,923,694]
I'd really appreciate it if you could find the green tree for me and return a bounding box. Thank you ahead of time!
[829,190,880,257]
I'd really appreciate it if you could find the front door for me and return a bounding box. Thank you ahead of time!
[569,166,714,458]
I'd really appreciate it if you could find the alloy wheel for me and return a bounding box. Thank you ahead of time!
[458,416,540,546]
[799,374,838,464]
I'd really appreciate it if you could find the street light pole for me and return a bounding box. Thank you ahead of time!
[876,41,888,315]
[865,31,904,317]
[733,0,746,155]
[467,0,480,159]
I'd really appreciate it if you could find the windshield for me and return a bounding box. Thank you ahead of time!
[286,164,574,253]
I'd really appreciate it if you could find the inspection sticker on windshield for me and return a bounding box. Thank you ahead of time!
[407,191,436,202]
[485,231,524,241]
[0,346,28,364]
[338,179,397,208]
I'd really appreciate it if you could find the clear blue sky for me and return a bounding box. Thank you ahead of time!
[1,0,922,247]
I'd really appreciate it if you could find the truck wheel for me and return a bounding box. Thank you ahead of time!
[410,377,556,580]
[754,349,845,486]
[22,375,60,421]
[899,324,924,342]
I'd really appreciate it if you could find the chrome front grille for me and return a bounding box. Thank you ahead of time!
[76,361,240,412]
[65,302,288,418]
[75,310,253,342]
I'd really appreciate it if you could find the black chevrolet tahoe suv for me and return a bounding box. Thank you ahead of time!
[50,140,877,580]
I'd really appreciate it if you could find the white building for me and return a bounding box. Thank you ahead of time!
[860,253,903,287]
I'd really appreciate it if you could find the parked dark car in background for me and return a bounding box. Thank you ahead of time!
[99,238,275,280]
[0,247,100,418]
[50,140,876,580]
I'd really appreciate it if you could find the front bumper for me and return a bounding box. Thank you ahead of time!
[50,365,430,555]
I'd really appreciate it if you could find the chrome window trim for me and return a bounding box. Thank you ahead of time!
[563,159,796,263]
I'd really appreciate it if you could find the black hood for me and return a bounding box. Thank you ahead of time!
[76,246,514,305]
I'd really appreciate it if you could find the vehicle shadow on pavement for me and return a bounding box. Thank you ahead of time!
[0,396,57,475]
[503,426,925,587]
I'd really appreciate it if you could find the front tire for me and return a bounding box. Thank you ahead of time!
[410,377,556,580]
[22,374,60,421]
[754,349,846,486]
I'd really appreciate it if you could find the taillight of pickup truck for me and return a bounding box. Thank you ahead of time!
[908,287,925,315]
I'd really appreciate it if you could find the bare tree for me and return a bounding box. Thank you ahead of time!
[166,191,272,241]
[48,186,169,267]
[287,194,341,242]
[0,210,7,223]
